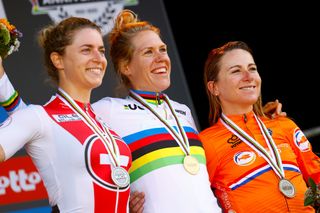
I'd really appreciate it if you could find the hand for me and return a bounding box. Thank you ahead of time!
[0,56,4,78]
[129,191,145,213]
[263,99,287,119]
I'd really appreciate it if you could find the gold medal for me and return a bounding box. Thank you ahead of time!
[279,178,296,198]
[183,155,199,175]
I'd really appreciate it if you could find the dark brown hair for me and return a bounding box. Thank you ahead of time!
[38,17,101,85]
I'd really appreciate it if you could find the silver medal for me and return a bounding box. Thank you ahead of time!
[279,178,296,198]
[111,167,130,188]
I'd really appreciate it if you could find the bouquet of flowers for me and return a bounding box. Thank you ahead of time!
[304,177,320,212]
[0,18,22,59]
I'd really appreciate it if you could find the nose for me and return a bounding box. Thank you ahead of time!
[242,69,253,81]
[155,50,168,62]
[92,49,106,62]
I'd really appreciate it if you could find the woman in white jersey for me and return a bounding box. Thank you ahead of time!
[97,10,222,213]
[0,17,132,212]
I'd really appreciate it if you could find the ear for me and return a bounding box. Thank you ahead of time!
[207,81,218,96]
[119,60,131,76]
[50,52,64,70]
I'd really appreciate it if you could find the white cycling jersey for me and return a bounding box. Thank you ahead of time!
[92,90,221,213]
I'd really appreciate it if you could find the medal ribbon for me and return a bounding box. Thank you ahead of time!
[220,113,285,179]
[129,90,190,156]
[57,88,121,168]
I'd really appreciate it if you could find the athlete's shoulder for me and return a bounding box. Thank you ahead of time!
[11,102,43,113]
[263,115,297,130]
[94,96,133,106]
[167,97,190,109]
[199,123,222,138]
[92,96,124,110]
[164,96,193,118]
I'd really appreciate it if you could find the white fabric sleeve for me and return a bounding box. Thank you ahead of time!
[0,105,43,160]
[0,73,16,102]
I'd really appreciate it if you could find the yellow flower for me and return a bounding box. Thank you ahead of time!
[0,19,16,32]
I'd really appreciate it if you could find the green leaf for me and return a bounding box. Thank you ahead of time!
[0,23,10,45]
[304,196,315,206]
[309,177,317,191]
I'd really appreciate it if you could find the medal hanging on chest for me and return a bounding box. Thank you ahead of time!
[183,155,200,175]
[111,167,130,188]
[279,178,296,198]
[220,113,296,198]
[129,90,199,175]
[58,89,130,188]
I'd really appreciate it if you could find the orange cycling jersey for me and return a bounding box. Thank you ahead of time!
[199,111,320,213]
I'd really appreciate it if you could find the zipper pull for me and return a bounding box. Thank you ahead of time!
[243,114,247,123]
[156,92,161,106]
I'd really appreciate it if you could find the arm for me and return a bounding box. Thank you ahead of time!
[284,120,320,183]
[0,56,4,78]
[0,106,42,162]
[0,57,28,115]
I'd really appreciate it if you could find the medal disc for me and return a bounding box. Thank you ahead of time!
[111,167,130,187]
[279,178,296,198]
[183,155,200,175]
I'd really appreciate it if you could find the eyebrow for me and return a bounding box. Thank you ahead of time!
[79,44,105,49]
[229,63,256,69]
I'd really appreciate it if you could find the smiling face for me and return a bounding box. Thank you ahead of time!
[122,30,171,92]
[212,49,261,114]
[56,28,107,100]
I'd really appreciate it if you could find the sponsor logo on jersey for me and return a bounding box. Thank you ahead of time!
[52,113,81,122]
[175,109,186,116]
[227,134,242,148]
[0,156,47,205]
[233,151,256,166]
[124,104,144,111]
[293,128,311,152]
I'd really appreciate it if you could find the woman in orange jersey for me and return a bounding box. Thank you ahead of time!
[199,41,320,213]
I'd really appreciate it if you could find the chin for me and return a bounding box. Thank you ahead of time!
[91,81,103,89]
[160,81,171,91]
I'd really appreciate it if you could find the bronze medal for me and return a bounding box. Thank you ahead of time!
[111,167,130,187]
[279,178,296,198]
[183,155,200,175]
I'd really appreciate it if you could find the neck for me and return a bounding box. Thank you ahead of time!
[222,104,253,116]
[59,86,91,103]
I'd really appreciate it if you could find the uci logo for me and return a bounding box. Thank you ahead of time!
[124,104,144,111]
